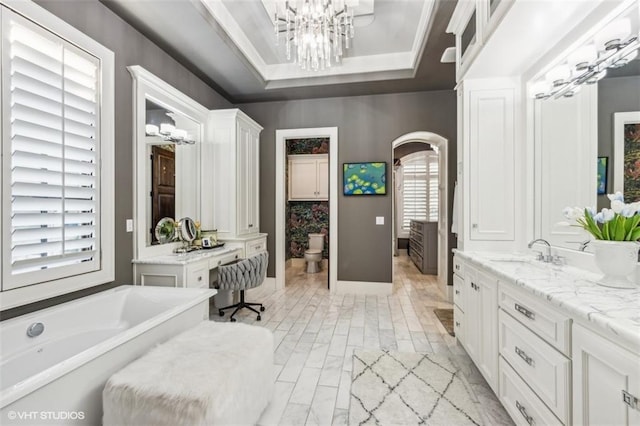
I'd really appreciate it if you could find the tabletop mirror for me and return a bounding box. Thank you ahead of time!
[530,2,640,250]
[129,66,209,259]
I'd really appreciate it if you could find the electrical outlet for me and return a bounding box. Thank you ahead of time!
[376,216,384,225]
[126,219,133,232]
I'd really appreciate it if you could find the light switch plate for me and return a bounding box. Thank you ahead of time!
[376,216,384,225]
[126,219,133,232]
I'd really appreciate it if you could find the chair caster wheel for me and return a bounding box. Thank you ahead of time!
[219,310,224,317]
[257,315,261,321]
[260,306,265,312]
[230,318,237,322]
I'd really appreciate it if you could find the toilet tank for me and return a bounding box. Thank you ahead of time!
[308,233,325,250]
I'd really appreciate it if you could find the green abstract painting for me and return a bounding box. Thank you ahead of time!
[343,162,386,195]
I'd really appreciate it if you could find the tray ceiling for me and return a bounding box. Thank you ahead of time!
[102,0,456,102]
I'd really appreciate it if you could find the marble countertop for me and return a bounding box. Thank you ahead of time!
[132,247,241,265]
[453,250,640,350]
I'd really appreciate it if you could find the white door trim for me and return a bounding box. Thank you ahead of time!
[275,127,338,291]
[391,131,450,298]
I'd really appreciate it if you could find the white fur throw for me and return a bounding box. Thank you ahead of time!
[103,321,274,426]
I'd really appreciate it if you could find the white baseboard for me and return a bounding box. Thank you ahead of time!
[334,280,393,295]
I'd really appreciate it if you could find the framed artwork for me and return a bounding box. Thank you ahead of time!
[613,111,640,202]
[343,162,387,195]
[597,157,608,195]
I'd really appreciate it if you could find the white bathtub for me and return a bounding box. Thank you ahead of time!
[0,285,215,425]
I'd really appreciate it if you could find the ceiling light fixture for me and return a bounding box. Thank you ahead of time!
[274,0,355,71]
[531,19,639,100]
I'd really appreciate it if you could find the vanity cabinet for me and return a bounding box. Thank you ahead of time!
[133,248,241,288]
[572,324,640,426]
[204,109,262,238]
[288,154,328,200]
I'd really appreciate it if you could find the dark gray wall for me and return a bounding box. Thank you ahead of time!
[239,90,457,283]
[1,0,232,319]
[597,75,640,210]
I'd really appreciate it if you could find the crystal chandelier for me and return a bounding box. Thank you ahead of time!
[274,0,355,71]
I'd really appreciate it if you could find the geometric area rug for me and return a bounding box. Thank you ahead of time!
[349,350,482,425]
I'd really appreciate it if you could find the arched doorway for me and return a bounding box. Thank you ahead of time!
[391,132,450,298]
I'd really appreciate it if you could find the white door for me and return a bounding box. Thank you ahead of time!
[476,270,498,393]
[573,324,640,426]
[464,266,480,364]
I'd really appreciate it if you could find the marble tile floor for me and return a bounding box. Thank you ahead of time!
[210,255,513,426]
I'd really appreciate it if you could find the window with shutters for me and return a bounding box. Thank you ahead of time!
[398,151,439,236]
[1,4,114,306]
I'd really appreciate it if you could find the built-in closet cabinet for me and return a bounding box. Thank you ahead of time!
[288,154,328,200]
[460,79,518,250]
[202,109,262,238]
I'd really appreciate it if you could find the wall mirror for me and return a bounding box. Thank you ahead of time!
[129,66,209,259]
[531,1,640,251]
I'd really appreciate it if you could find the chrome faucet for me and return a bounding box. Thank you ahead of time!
[528,239,552,263]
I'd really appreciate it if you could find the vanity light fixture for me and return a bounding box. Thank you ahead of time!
[531,20,639,100]
[273,0,355,71]
[145,124,195,145]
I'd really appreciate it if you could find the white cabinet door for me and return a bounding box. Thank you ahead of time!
[476,269,498,392]
[248,127,260,233]
[317,157,329,199]
[468,86,515,241]
[236,122,251,235]
[464,265,498,393]
[573,324,640,426]
[289,158,318,199]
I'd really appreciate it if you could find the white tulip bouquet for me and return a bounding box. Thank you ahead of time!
[564,192,640,241]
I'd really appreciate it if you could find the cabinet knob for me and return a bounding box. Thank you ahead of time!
[472,223,478,229]
[249,224,253,228]
[197,276,202,281]
[455,290,460,295]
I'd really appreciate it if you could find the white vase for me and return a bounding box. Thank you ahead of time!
[591,240,640,289]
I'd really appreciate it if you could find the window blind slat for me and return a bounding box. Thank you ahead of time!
[12,250,96,274]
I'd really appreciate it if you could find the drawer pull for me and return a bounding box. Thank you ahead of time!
[249,224,253,228]
[515,346,535,366]
[254,244,262,250]
[515,303,535,320]
[516,400,534,425]
[197,276,202,281]
[455,264,460,270]
[455,321,460,327]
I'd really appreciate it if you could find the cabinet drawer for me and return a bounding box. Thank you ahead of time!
[246,237,267,256]
[454,304,464,343]
[499,283,570,355]
[499,357,563,426]
[186,266,209,289]
[453,274,465,311]
[453,256,465,277]
[208,251,241,270]
[499,310,570,424]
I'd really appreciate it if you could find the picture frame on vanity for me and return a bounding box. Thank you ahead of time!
[613,111,640,202]
[342,162,387,195]
[597,157,608,195]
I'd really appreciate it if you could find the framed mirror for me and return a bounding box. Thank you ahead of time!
[129,66,209,259]
[530,1,640,251]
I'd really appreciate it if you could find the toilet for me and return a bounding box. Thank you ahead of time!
[304,233,325,273]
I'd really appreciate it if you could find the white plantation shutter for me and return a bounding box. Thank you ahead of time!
[3,12,101,289]
[400,151,439,232]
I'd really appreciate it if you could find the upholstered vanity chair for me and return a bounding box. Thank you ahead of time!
[217,252,268,321]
